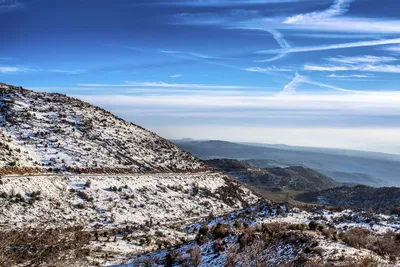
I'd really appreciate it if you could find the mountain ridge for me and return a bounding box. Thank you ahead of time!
[0,82,205,173]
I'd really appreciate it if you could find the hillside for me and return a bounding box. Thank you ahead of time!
[296,185,400,212]
[175,140,396,186]
[0,82,204,173]
[206,158,341,192]
[0,83,261,266]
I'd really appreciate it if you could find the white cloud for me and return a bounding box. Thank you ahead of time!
[0,66,20,73]
[75,91,400,115]
[79,81,262,90]
[244,66,294,73]
[170,74,182,78]
[258,38,400,56]
[284,0,353,24]
[281,72,304,94]
[326,55,397,64]
[280,17,400,34]
[162,0,310,6]
[382,45,400,54]
[304,64,400,73]
[328,74,374,78]
[50,69,85,75]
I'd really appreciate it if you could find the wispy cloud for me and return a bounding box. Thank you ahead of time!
[50,69,86,75]
[255,29,291,62]
[258,38,400,59]
[75,90,400,113]
[305,64,400,73]
[0,0,22,9]
[158,0,310,7]
[290,33,378,39]
[328,74,374,78]
[382,45,400,54]
[244,66,294,73]
[284,0,353,24]
[281,72,304,94]
[0,66,20,73]
[326,55,397,64]
[79,81,262,90]
[170,74,182,78]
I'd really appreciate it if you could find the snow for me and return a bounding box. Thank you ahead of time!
[0,172,259,230]
[0,84,204,171]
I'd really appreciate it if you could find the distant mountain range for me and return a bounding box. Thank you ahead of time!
[173,139,400,187]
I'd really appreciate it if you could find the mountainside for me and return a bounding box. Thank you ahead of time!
[296,185,400,212]
[0,83,261,266]
[174,140,397,186]
[206,158,341,192]
[0,83,204,172]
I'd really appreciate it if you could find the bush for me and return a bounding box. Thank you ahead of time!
[234,220,242,229]
[165,250,177,267]
[316,224,324,231]
[84,180,91,188]
[189,245,202,266]
[308,220,319,231]
[339,228,370,249]
[213,223,228,239]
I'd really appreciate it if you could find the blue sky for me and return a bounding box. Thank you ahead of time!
[1,0,400,153]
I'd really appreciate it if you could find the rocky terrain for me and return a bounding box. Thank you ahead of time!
[107,203,400,267]
[206,158,341,192]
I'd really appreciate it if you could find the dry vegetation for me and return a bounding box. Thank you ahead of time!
[0,226,90,266]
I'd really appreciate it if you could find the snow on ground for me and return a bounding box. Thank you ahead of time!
[98,203,400,266]
[0,172,259,230]
[0,83,204,171]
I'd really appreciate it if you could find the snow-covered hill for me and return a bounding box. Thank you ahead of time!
[0,82,204,172]
[0,82,263,266]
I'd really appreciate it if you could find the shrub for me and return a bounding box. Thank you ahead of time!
[165,250,177,267]
[213,223,228,239]
[189,245,202,266]
[339,228,370,249]
[84,180,91,188]
[234,220,242,229]
[308,220,319,231]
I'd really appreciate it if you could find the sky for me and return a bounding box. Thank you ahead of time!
[1,0,400,154]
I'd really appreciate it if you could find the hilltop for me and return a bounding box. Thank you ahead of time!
[0,82,204,173]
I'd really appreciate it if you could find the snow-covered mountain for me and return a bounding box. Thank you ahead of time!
[0,82,204,172]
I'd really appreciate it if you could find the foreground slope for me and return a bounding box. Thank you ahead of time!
[0,83,261,266]
[0,82,203,172]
